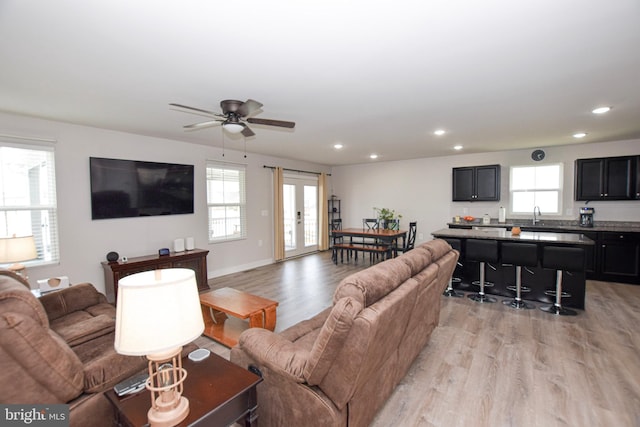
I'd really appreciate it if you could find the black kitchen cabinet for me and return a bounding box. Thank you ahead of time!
[575,156,637,201]
[598,232,640,284]
[452,164,500,201]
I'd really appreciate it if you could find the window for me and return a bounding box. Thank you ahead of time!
[206,161,247,242]
[510,164,562,214]
[0,143,59,266]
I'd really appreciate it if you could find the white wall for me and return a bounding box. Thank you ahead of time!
[331,139,640,246]
[0,112,330,294]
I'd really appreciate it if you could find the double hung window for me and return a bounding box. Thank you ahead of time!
[0,143,59,266]
[510,164,562,214]
[206,161,247,242]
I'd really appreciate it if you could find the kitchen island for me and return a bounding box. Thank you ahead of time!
[431,228,595,309]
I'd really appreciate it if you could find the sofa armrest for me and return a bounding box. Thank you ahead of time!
[40,283,108,321]
[236,328,308,383]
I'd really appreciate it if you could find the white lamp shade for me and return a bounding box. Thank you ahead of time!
[114,268,204,356]
[0,235,37,263]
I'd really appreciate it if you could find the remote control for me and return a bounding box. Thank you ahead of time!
[114,372,149,396]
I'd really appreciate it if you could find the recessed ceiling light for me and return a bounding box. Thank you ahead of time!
[573,132,587,138]
[369,154,378,159]
[453,145,463,150]
[434,129,446,136]
[333,143,343,149]
[592,106,611,114]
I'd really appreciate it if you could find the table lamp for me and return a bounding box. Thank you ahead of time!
[114,268,205,427]
[0,235,37,279]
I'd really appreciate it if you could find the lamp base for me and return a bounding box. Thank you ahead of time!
[148,395,189,427]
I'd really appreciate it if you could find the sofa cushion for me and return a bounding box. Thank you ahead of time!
[0,272,49,328]
[333,258,412,307]
[0,312,84,403]
[50,312,116,347]
[73,332,147,393]
[397,246,432,275]
[40,283,109,321]
[303,297,362,385]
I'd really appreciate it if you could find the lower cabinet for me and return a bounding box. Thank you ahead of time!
[597,232,640,284]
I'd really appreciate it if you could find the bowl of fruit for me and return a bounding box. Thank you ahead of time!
[463,216,475,222]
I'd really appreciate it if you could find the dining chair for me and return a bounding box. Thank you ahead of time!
[396,221,417,254]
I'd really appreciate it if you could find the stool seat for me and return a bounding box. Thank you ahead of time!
[501,242,537,310]
[540,246,584,316]
[466,239,498,303]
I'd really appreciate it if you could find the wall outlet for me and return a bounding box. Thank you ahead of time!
[566,208,573,216]
[258,239,263,247]
[261,210,268,217]
[418,233,424,240]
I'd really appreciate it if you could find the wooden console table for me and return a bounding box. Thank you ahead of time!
[102,249,209,303]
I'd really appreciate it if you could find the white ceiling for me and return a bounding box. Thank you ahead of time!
[1,1,639,166]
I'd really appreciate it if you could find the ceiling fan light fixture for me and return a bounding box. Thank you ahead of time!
[222,122,244,134]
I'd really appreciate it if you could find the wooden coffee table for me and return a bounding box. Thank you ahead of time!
[199,287,279,347]
[106,352,262,427]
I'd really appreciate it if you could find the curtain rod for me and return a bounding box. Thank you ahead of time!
[263,165,331,176]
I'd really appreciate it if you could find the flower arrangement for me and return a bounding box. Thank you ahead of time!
[374,207,402,230]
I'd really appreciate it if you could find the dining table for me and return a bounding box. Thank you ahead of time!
[331,228,408,260]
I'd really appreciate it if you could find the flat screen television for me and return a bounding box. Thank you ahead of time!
[90,157,194,220]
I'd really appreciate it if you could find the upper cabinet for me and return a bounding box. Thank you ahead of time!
[575,156,639,201]
[452,164,501,201]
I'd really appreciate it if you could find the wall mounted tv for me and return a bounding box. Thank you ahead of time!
[90,157,194,220]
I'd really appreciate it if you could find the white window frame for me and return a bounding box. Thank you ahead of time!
[509,163,563,215]
[206,160,247,243]
[0,141,60,267]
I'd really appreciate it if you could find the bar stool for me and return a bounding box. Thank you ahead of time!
[466,239,498,303]
[540,246,584,316]
[443,238,464,298]
[501,242,537,309]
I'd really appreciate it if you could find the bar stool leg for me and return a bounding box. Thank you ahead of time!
[468,262,497,303]
[502,266,535,309]
[540,270,577,316]
[443,276,464,297]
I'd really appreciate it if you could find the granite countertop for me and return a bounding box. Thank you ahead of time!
[447,219,640,233]
[432,227,595,245]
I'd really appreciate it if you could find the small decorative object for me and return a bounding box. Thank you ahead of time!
[106,251,119,262]
[374,207,402,230]
[511,226,521,236]
[482,214,490,225]
[185,237,194,251]
[114,269,205,427]
[531,149,545,161]
[174,238,185,253]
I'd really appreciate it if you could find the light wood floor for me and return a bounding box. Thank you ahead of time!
[195,251,640,427]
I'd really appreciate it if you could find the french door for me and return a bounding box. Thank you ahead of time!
[283,174,318,258]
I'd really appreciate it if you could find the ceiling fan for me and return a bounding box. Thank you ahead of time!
[169,99,295,137]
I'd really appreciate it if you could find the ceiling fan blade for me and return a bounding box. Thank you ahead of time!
[246,117,296,129]
[241,125,256,137]
[183,120,223,131]
[169,103,224,119]
[236,99,263,117]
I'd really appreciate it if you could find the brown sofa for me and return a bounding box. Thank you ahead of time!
[0,270,149,427]
[230,239,459,427]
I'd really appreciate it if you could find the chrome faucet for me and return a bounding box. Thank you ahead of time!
[533,206,541,225]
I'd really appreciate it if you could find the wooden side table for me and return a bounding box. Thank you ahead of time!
[106,352,262,427]
[199,287,279,348]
